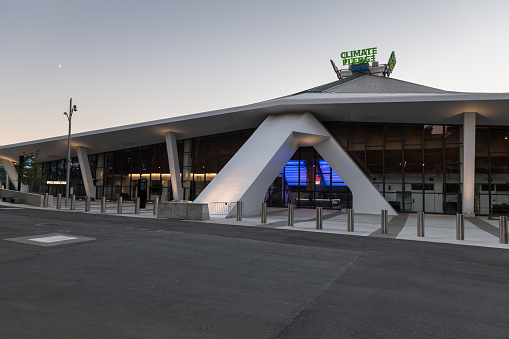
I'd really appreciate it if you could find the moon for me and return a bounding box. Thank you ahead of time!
[58,64,62,69]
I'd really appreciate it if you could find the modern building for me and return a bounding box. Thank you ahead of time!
[2,68,509,217]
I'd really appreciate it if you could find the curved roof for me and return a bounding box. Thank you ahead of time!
[1,75,509,162]
[297,73,451,94]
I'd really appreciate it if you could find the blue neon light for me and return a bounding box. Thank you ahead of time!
[283,160,346,186]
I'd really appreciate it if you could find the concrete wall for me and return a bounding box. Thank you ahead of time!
[0,189,50,207]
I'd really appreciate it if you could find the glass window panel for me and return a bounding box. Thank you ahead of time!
[445,144,460,164]
[444,126,460,143]
[193,138,206,178]
[140,146,151,174]
[424,151,443,174]
[489,128,509,153]
[366,125,383,147]
[404,125,422,145]
[231,131,244,156]
[476,127,489,144]
[424,193,443,213]
[177,140,184,172]
[206,135,218,178]
[366,163,383,175]
[326,122,348,148]
[131,148,140,175]
[385,150,402,174]
[491,152,509,173]
[404,147,422,165]
[366,147,383,164]
[218,134,231,171]
[151,144,163,180]
[122,149,132,175]
[348,125,365,151]
[384,125,402,147]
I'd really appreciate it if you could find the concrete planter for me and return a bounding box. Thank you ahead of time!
[0,189,52,207]
[157,201,210,221]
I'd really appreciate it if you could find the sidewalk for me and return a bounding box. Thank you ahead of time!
[2,200,508,249]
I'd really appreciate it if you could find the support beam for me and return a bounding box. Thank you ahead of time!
[195,113,397,216]
[76,146,96,199]
[0,158,28,192]
[462,112,476,216]
[165,132,184,201]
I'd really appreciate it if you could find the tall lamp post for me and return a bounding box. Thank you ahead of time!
[64,98,77,207]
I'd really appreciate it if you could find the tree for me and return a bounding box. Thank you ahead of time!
[15,150,43,193]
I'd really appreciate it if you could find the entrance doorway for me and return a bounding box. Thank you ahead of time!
[265,147,352,210]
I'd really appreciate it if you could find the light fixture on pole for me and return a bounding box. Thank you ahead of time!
[63,98,77,207]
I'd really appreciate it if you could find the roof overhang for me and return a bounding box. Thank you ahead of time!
[1,92,509,162]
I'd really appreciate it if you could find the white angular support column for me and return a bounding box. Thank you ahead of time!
[76,146,96,199]
[165,131,184,201]
[462,112,476,216]
[0,158,28,192]
[195,113,397,216]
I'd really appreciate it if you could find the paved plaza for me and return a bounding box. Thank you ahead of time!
[16,199,509,250]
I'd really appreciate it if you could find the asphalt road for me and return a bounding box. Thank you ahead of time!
[1,207,508,338]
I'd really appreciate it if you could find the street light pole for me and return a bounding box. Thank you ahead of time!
[64,98,77,208]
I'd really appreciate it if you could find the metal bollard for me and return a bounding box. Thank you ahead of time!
[135,197,140,215]
[417,211,424,237]
[43,193,49,208]
[261,202,267,224]
[154,197,159,216]
[236,201,242,221]
[288,204,294,226]
[70,195,76,210]
[85,196,91,212]
[117,196,123,214]
[499,216,507,244]
[56,193,62,209]
[346,208,353,232]
[456,213,464,240]
[101,197,106,213]
[316,207,323,230]
[381,209,388,234]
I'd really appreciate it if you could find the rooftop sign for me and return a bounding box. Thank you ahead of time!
[340,47,377,66]
[387,51,397,76]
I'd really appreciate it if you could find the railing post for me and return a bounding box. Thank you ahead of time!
[316,207,323,230]
[417,211,425,237]
[43,193,49,208]
[117,196,123,214]
[288,204,294,226]
[101,196,106,213]
[381,209,388,234]
[70,195,76,210]
[85,196,91,212]
[456,213,464,240]
[236,201,242,221]
[499,216,507,244]
[154,197,159,216]
[347,208,354,232]
[56,193,62,209]
[261,202,267,224]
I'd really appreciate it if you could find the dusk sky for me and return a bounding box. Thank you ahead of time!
[1,0,508,145]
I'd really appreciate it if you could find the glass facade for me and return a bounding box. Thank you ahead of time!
[40,129,256,201]
[324,122,462,213]
[475,126,509,216]
[39,121,509,215]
